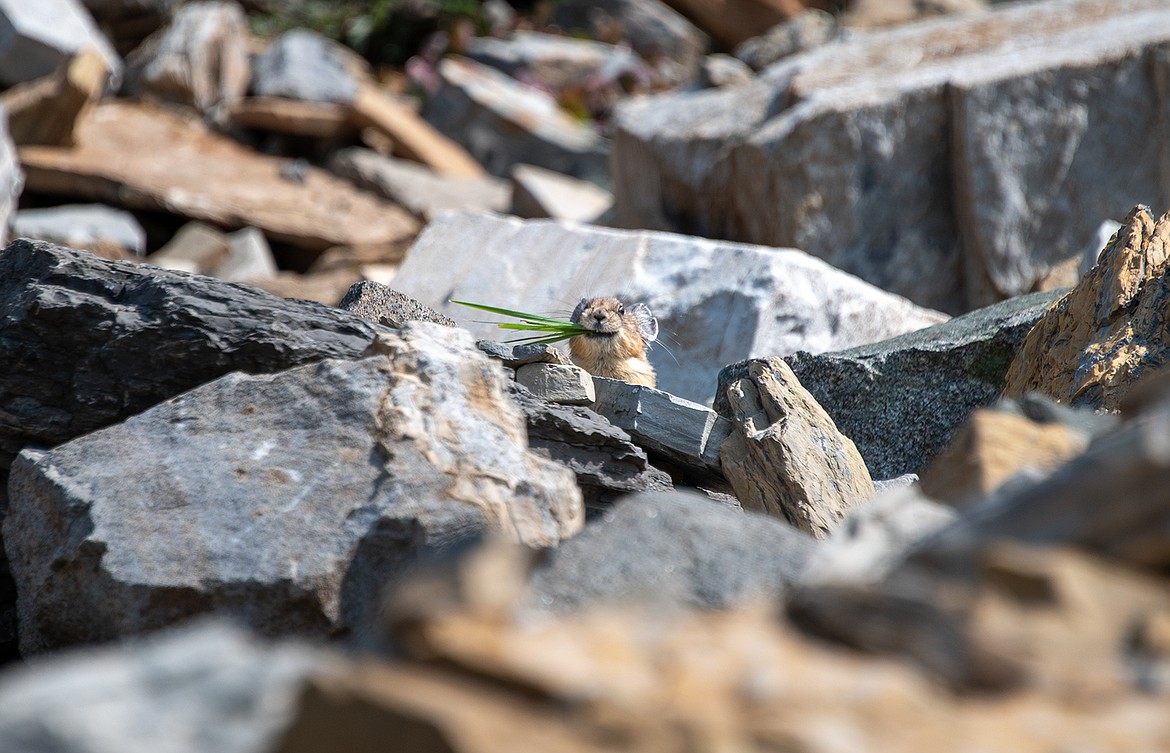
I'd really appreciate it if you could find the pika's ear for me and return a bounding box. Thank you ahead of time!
[630,303,658,342]
[570,298,588,324]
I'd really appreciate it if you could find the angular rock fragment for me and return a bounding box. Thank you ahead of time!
[5,323,583,653]
[394,212,946,404]
[250,30,359,105]
[0,0,121,87]
[719,357,873,538]
[220,227,278,282]
[121,0,249,112]
[515,363,595,405]
[511,163,613,222]
[478,340,573,368]
[761,289,1061,479]
[1004,205,1170,411]
[338,280,456,329]
[148,220,230,273]
[12,203,145,257]
[0,621,326,753]
[524,489,814,613]
[2,48,108,147]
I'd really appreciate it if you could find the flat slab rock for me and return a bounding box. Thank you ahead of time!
[18,100,420,252]
[4,323,583,653]
[393,211,946,405]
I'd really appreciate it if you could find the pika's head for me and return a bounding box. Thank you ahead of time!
[570,297,658,344]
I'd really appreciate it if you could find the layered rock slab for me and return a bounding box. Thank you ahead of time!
[611,0,1170,313]
[393,211,946,405]
[5,323,583,654]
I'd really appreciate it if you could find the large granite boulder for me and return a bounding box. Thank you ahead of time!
[392,211,946,405]
[5,324,583,654]
[611,0,1170,313]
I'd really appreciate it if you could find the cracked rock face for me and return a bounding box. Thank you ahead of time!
[4,323,583,654]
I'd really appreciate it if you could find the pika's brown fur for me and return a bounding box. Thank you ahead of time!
[568,297,657,388]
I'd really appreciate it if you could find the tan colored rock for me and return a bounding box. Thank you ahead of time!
[227,96,355,139]
[845,0,988,28]
[663,0,803,48]
[1003,205,1170,410]
[720,357,873,538]
[2,50,108,147]
[349,82,487,178]
[919,407,1090,506]
[18,101,420,254]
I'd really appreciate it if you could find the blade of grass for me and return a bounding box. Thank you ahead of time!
[450,299,577,326]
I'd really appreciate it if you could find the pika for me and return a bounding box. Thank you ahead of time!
[568,296,658,388]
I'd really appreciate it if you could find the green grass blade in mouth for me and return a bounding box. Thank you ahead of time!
[450,299,593,343]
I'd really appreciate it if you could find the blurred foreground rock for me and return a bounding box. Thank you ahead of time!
[612,0,1170,313]
[394,211,946,404]
[18,100,419,254]
[6,323,583,653]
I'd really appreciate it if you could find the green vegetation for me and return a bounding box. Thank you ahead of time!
[450,300,593,345]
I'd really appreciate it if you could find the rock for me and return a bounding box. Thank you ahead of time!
[348,83,488,179]
[0,0,121,88]
[719,357,872,538]
[799,485,957,587]
[338,280,456,329]
[1003,205,1170,411]
[515,363,596,405]
[759,289,1063,479]
[524,489,814,613]
[330,147,507,222]
[591,376,732,476]
[844,0,987,27]
[250,29,358,105]
[393,211,947,405]
[0,620,326,753]
[550,0,708,87]
[121,1,249,113]
[611,0,1170,314]
[5,323,583,653]
[663,0,803,48]
[19,100,420,254]
[221,227,278,282]
[733,9,836,71]
[478,340,573,368]
[507,382,672,506]
[698,53,753,88]
[422,57,610,184]
[228,97,355,139]
[0,117,17,248]
[147,220,230,273]
[12,203,145,257]
[1,48,108,147]
[918,402,1093,507]
[1077,218,1122,278]
[510,163,613,222]
[465,31,643,95]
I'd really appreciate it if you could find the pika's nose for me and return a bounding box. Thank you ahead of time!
[592,311,606,322]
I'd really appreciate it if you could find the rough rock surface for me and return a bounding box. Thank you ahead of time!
[0,621,325,753]
[5,323,583,653]
[720,357,873,538]
[0,0,122,87]
[422,57,610,184]
[515,363,595,405]
[746,289,1063,479]
[330,147,508,222]
[250,30,358,105]
[122,0,249,112]
[507,382,672,507]
[524,489,814,613]
[337,280,456,329]
[19,101,420,253]
[611,0,1170,313]
[1004,205,1170,411]
[394,211,947,405]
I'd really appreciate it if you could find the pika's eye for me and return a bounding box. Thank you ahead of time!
[617,304,625,314]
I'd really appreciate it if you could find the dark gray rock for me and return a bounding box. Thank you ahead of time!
[524,489,814,614]
[250,29,359,105]
[0,620,325,753]
[508,382,672,508]
[337,280,455,328]
[5,324,582,654]
[716,289,1063,479]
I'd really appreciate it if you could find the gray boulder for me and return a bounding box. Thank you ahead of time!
[421,57,610,184]
[0,0,121,87]
[0,620,324,753]
[524,489,814,614]
[5,323,583,654]
[719,289,1062,479]
[393,211,947,405]
[250,30,359,105]
[337,280,456,329]
[611,0,1170,313]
